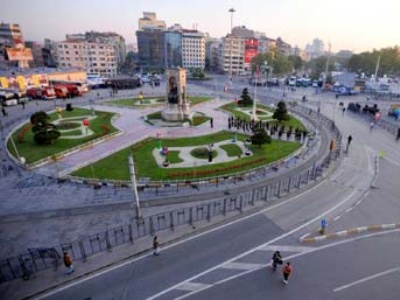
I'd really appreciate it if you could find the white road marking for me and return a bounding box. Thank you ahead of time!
[147,190,358,300]
[173,230,400,300]
[222,262,264,271]
[333,216,341,221]
[384,156,400,167]
[175,282,210,292]
[36,177,331,299]
[258,245,314,253]
[333,267,399,292]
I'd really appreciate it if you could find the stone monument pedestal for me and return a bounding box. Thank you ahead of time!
[162,68,190,122]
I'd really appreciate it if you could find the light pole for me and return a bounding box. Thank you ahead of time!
[128,152,142,222]
[228,8,236,82]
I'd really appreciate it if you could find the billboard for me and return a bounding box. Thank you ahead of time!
[6,48,33,61]
[244,38,258,64]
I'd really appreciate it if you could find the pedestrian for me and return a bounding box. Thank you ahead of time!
[397,128,400,141]
[346,135,352,153]
[342,107,345,116]
[282,262,292,284]
[1,107,8,117]
[21,100,25,110]
[210,117,213,128]
[63,251,74,274]
[153,235,160,256]
[271,251,283,271]
[370,121,374,132]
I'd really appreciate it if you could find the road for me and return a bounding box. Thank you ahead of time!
[32,78,400,300]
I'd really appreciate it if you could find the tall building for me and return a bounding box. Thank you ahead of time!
[219,35,245,74]
[164,31,182,68]
[139,12,166,30]
[276,37,292,56]
[136,28,165,69]
[181,30,205,69]
[0,22,24,46]
[66,31,126,69]
[305,38,325,59]
[0,22,32,69]
[55,40,118,76]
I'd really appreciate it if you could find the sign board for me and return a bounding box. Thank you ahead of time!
[6,48,33,61]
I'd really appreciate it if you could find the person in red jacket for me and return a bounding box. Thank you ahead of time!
[282,262,292,284]
[63,251,74,275]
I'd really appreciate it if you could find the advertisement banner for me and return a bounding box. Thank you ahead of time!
[6,48,33,61]
[244,38,259,64]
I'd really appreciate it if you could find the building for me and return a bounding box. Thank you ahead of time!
[205,36,220,71]
[0,22,24,46]
[139,12,166,30]
[55,40,118,77]
[305,38,325,59]
[276,37,292,56]
[258,37,276,54]
[65,31,126,70]
[43,39,58,67]
[136,28,165,69]
[181,30,205,70]
[219,35,245,74]
[164,31,182,68]
[25,41,45,68]
[0,22,32,69]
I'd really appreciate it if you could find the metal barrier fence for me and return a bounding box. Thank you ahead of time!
[0,126,341,283]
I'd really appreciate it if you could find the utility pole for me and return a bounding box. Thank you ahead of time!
[228,8,236,82]
[128,152,142,222]
[374,55,381,82]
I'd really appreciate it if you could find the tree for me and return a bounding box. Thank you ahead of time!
[238,88,253,106]
[273,101,290,122]
[288,55,304,72]
[251,127,271,148]
[30,111,60,145]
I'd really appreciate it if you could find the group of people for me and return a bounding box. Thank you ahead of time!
[271,251,293,285]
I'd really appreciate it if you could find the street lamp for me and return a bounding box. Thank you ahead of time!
[252,60,267,121]
[228,8,236,82]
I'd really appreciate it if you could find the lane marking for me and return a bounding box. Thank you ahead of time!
[333,267,399,292]
[175,282,210,292]
[258,245,314,253]
[147,190,358,300]
[174,229,400,300]
[222,262,264,271]
[36,177,332,299]
[384,156,400,167]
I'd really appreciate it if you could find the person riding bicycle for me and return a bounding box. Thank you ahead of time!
[272,251,283,271]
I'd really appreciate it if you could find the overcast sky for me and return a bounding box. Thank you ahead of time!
[2,0,399,53]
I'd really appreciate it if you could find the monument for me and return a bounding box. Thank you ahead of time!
[162,68,190,121]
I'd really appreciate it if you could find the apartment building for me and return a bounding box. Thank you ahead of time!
[182,30,205,70]
[218,35,245,75]
[55,41,117,77]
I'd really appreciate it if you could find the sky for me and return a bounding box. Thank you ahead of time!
[2,0,399,53]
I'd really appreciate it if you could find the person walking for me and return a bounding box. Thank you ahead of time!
[63,251,74,274]
[370,121,374,132]
[346,135,353,153]
[271,251,283,271]
[1,107,8,118]
[396,128,400,141]
[210,118,213,128]
[282,262,292,284]
[153,235,160,256]
[21,100,25,110]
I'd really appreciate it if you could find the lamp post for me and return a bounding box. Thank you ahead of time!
[228,8,236,82]
[128,152,142,222]
[252,60,267,121]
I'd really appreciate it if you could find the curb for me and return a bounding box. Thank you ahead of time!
[300,223,400,243]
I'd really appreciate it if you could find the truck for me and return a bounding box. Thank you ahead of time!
[27,86,56,100]
[53,83,83,98]
[53,85,69,99]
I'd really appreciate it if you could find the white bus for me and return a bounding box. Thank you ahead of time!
[288,76,296,86]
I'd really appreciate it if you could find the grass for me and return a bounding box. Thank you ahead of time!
[190,147,218,159]
[219,144,243,157]
[56,122,81,130]
[72,131,301,181]
[60,129,83,136]
[165,150,183,163]
[8,108,118,163]
[222,102,306,131]
[105,96,211,108]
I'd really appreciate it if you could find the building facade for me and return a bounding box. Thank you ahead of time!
[136,28,165,69]
[139,12,166,30]
[55,41,117,77]
[181,30,205,70]
[218,35,245,74]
